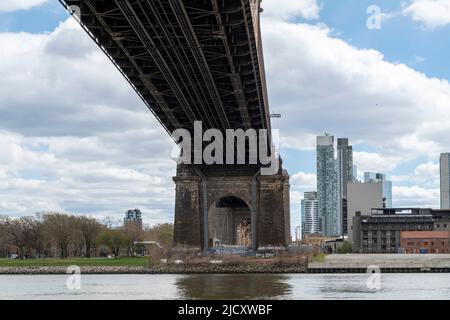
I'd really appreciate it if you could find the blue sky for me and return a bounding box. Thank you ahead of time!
[1,0,450,232]
[318,0,450,80]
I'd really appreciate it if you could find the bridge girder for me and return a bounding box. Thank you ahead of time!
[60,0,271,135]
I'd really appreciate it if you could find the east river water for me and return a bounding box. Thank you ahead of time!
[1,274,450,300]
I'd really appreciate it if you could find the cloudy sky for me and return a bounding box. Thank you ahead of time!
[1,0,450,233]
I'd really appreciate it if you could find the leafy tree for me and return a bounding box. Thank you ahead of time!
[96,229,127,258]
[338,241,353,254]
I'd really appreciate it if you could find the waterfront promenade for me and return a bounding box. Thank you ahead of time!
[308,254,450,273]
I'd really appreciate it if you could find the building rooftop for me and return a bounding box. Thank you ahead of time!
[400,231,450,239]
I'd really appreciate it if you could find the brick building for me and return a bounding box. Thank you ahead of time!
[353,208,450,253]
[400,231,450,254]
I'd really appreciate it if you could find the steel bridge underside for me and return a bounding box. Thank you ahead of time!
[61,0,271,136]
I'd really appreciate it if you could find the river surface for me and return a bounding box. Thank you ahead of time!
[1,274,450,300]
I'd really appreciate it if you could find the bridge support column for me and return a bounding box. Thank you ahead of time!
[173,163,291,252]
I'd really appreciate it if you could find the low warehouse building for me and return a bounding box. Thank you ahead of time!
[400,231,450,254]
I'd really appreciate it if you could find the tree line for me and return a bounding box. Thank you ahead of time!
[0,213,173,259]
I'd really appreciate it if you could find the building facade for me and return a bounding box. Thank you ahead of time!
[337,138,354,236]
[400,231,450,254]
[301,191,320,238]
[347,182,384,243]
[364,172,393,208]
[302,233,339,249]
[124,209,143,225]
[440,153,450,209]
[353,208,450,253]
[317,135,339,236]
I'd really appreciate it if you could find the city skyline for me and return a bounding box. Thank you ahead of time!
[297,132,450,241]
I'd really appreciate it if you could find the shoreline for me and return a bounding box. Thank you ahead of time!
[0,264,308,275]
[4,254,450,274]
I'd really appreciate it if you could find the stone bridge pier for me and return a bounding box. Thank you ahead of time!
[173,162,291,252]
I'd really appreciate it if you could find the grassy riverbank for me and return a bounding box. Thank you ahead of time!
[0,255,309,274]
[0,257,149,267]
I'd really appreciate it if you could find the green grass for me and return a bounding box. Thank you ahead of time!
[0,257,149,267]
[311,253,326,263]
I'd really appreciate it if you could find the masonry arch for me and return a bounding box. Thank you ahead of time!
[208,196,252,248]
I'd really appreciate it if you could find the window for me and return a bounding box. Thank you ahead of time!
[423,241,429,247]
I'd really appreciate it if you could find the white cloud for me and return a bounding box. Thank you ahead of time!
[403,0,450,29]
[392,162,440,189]
[291,171,317,191]
[0,0,47,12]
[259,13,450,208]
[261,0,321,21]
[263,19,450,163]
[0,19,176,225]
[353,151,402,174]
[393,186,440,208]
[0,131,175,225]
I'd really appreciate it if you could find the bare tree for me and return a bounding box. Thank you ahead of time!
[42,213,75,259]
[3,217,43,259]
[76,216,101,258]
[102,216,121,229]
[0,216,11,257]
[123,221,144,256]
[145,223,174,248]
[4,219,25,258]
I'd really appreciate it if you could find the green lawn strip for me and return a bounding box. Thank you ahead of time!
[0,257,148,267]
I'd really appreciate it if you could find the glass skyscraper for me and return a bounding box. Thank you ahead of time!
[316,135,339,237]
[440,153,450,209]
[364,172,393,208]
[337,138,354,236]
[301,191,320,238]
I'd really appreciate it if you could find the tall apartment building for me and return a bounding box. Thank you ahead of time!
[124,209,143,225]
[317,135,339,236]
[301,191,320,238]
[364,172,393,208]
[441,153,450,209]
[337,138,354,236]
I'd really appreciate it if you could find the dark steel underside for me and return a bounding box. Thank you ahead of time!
[60,0,271,136]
